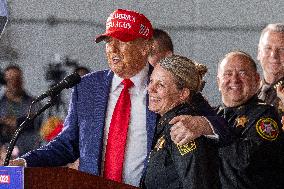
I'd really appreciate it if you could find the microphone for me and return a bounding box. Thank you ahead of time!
[0,69,6,85]
[0,0,8,36]
[33,72,81,103]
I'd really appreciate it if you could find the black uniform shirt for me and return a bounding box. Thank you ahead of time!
[218,95,284,189]
[142,103,219,189]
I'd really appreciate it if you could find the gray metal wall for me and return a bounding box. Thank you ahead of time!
[1,0,283,107]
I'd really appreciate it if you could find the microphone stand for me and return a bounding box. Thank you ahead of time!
[3,98,56,166]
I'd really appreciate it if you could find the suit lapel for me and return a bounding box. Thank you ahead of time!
[146,93,157,153]
[146,65,157,154]
[92,70,113,173]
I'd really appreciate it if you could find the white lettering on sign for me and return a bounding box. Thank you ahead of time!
[0,175,10,184]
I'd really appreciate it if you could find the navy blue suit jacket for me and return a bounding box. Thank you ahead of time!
[22,68,229,176]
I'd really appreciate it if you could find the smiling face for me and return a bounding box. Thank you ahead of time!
[217,54,260,107]
[257,31,284,83]
[105,37,151,78]
[148,64,189,116]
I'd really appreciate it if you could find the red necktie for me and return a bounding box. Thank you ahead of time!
[104,79,133,182]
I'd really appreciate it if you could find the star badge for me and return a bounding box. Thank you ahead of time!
[235,115,249,128]
[154,135,165,151]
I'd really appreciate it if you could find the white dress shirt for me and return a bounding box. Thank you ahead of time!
[102,64,149,187]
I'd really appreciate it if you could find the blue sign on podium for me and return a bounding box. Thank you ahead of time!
[0,166,24,189]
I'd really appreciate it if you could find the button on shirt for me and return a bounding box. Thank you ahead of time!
[102,64,149,187]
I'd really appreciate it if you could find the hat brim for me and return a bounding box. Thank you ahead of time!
[95,31,139,43]
[95,34,107,43]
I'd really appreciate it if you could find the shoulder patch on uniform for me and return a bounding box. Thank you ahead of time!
[255,117,279,141]
[177,140,196,156]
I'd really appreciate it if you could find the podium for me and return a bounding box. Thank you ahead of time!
[24,167,139,189]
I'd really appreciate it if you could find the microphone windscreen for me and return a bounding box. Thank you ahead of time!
[62,72,81,89]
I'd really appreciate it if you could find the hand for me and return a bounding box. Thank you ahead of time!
[8,158,26,167]
[169,115,213,145]
[276,85,284,103]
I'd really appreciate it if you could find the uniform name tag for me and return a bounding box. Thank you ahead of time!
[177,140,197,156]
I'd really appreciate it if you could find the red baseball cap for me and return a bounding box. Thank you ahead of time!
[95,9,153,43]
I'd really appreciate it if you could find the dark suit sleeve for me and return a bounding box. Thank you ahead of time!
[191,92,232,144]
[21,87,80,167]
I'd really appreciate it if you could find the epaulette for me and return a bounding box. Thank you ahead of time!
[256,101,275,109]
[257,102,268,106]
[257,102,273,107]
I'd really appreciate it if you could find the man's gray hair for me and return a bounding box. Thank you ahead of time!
[259,23,284,44]
[218,50,257,73]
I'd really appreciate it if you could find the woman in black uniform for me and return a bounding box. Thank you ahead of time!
[141,55,220,189]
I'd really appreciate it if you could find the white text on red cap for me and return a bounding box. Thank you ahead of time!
[106,21,131,30]
[139,24,150,36]
[107,13,136,23]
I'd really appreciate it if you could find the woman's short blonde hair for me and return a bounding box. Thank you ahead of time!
[159,54,207,93]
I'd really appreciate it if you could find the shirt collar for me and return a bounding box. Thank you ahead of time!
[261,79,271,87]
[111,64,149,92]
